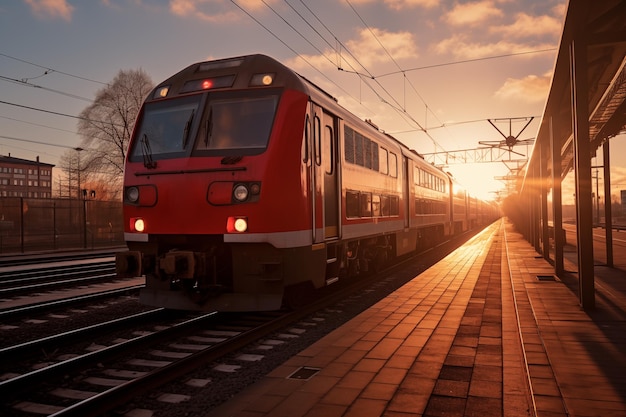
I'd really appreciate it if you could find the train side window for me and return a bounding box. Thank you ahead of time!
[360,192,372,217]
[389,152,397,178]
[346,190,360,218]
[324,125,334,175]
[381,195,390,216]
[372,194,381,217]
[389,195,399,216]
[314,115,321,166]
[302,114,310,162]
[380,148,388,175]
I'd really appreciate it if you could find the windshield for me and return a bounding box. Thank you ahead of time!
[195,95,278,153]
[129,92,279,165]
[130,95,201,163]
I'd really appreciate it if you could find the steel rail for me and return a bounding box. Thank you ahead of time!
[0,308,165,362]
[0,311,219,398]
[0,284,144,319]
[0,272,118,297]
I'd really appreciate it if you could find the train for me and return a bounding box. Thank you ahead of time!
[115,54,500,312]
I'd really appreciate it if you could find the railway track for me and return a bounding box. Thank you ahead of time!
[0,251,408,416]
[0,254,143,323]
[0,306,300,417]
[0,230,483,416]
[0,249,124,268]
[0,259,116,297]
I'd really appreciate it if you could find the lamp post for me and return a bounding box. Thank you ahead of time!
[74,147,85,247]
[82,188,96,248]
[74,147,83,200]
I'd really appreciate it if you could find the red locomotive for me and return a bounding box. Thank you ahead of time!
[115,54,499,311]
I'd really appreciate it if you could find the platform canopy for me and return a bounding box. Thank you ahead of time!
[516,0,626,310]
[522,0,626,187]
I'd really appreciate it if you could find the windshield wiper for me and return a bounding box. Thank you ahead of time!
[204,107,213,147]
[140,133,157,169]
[182,109,195,149]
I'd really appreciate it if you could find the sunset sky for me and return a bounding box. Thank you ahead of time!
[1,0,624,202]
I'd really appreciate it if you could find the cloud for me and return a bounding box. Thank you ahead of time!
[490,12,562,39]
[346,27,418,67]
[286,27,418,72]
[169,0,277,22]
[443,1,502,26]
[350,0,439,9]
[434,34,555,60]
[24,0,74,21]
[494,72,552,103]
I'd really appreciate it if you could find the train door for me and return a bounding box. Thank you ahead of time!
[403,156,410,229]
[312,105,339,241]
[322,111,339,239]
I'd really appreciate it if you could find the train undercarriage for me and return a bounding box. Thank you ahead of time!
[115,225,449,312]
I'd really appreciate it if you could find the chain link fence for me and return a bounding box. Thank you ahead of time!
[0,197,125,254]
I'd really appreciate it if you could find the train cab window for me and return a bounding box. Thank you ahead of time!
[130,95,201,162]
[195,95,278,153]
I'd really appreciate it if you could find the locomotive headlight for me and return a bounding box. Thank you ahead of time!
[233,184,249,202]
[131,217,145,233]
[227,216,248,233]
[126,186,140,203]
[234,218,248,232]
[153,86,169,99]
[250,73,275,86]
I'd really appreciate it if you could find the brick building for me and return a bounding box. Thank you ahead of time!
[0,155,54,198]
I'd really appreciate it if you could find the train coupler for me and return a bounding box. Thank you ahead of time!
[115,250,142,278]
[159,250,196,279]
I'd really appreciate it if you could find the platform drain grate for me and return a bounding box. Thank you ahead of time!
[536,275,556,281]
[287,366,320,380]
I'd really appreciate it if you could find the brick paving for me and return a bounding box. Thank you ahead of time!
[204,219,626,417]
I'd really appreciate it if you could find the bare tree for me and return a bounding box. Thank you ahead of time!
[69,68,154,198]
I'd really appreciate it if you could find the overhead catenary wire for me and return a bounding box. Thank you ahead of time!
[286,0,434,137]
[236,0,427,133]
[0,99,124,128]
[230,0,360,107]
[0,115,78,135]
[0,74,94,102]
[375,48,557,78]
[343,0,445,152]
[0,52,109,86]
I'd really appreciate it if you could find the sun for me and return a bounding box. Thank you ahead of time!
[446,163,510,202]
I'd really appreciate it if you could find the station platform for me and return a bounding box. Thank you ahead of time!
[205,218,626,417]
